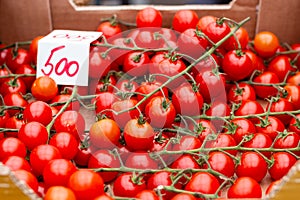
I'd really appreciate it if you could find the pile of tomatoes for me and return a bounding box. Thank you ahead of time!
[1,7,300,200]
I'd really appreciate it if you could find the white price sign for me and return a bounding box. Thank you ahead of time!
[37,30,102,86]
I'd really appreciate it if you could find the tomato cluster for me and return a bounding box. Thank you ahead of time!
[0,7,300,200]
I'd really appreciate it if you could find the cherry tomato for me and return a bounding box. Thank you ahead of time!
[2,155,31,172]
[123,119,155,151]
[227,82,256,103]
[6,48,32,73]
[112,98,140,128]
[287,71,300,85]
[18,121,48,150]
[50,94,80,111]
[94,92,116,118]
[68,169,104,200]
[49,132,79,160]
[243,133,272,158]
[4,115,25,138]
[171,193,197,200]
[88,149,120,183]
[23,100,52,126]
[113,172,146,197]
[43,158,77,187]
[73,146,92,167]
[89,48,112,79]
[54,110,85,141]
[115,79,138,93]
[125,152,158,170]
[13,170,39,193]
[94,194,114,200]
[222,50,254,81]
[172,83,203,116]
[283,85,300,110]
[172,10,199,33]
[29,36,44,64]
[289,114,300,135]
[256,116,285,140]
[229,118,256,144]
[234,100,265,124]
[170,154,200,171]
[44,186,76,200]
[189,119,217,142]
[29,144,62,176]
[289,43,300,68]
[136,7,162,28]
[172,135,202,151]
[0,137,27,161]
[145,96,176,128]
[3,92,28,116]
[196,15,217,31]
[0,44,9,66]
[254,31,280,58]
[267,97,294,125]
[0,77,27,96]
[206,101,231,132]
[236,152,268,182]
[96,21,122,38]
[147,171,181,199]
[244,49,266,72]
[202,19,230,45]
[89,119,121,149]
[265,180,281,195]
[274,132,300,155]
[227,177,262,198]
[268,55,296,82]
[211,133,238,156]
[224,27,249,51]
[185,172,220,197]
[135,190,159,200]
[0,64,11,85]
[269,152,297,180]
[123,51,150,76]
[127,28,161,49]
[31,76,58,102]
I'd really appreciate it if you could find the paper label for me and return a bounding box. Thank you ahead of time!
[37,30,102,86]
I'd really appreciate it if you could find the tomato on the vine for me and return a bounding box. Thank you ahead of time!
[254,31,280,58]
[136,7,162,28]
[44,186,76,200]
[13,170,39,193]
[255,116,285,140]
[23,100,53,126]
[269,152,297,180]
[113,172,146,197]
[268,55,296,82]
[6,48,32,73]
[227,82,256,103]
[96,21,122,38]
[31,76,58,102]
[172,10,199,33]
[3,155,31,172]
[0,137,27,161]
[227,177,262,198]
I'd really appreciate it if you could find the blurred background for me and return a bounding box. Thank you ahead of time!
[90,0,232,5]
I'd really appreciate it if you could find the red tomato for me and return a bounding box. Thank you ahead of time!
[265,180,281,195]
[115,79,138,93]
[113,173,146,197]
[49,132,79,160]
[236,152,268,182]
[274,132,300,155]
[206,101,230,132]
[245,49,266,72]
[269,152,297,180]
[172,83,203,116]
[222,50,254,81]
[89,49,113,81]
[145,96,176,128]
[23,100,52,126]
[96,21,122,38]
[170,154,200,171]
[234,100,265,124]
[136,80,168,110]
[185,172,220,197]
[0,44,9,66]
[127,29,161,49]
[15,64,36,90]
[0,77,27,96]
[123,51,150,76]
[30,144,62,176]
[31,76,58,102]
[18,121,48,151]
[147,171,181,199]
[73,146,92,167]
[189,119,217,142]
[224,27,249,51]
[177,28,208,58]
[135,190,159,200]
[227,177,262,198]
[3,92,28,116]
[50,94,80,111]
[171,193,197,200]
[4,115,25,138]
[287,71,300,85]
[13,170,39,193]
[54,110,85,141]
[243,133,272,158]
[94,92,116,118]
[268,55,296,82]
[229,118,256,144]
[283,85,300,110]
[196,15,217,31]
[211,133,238,156]
[256,116,285,140]
[172,135,202,151]
[0,137,27,161]
[202,19,230,45]
[172,10,199,33]
[68,169,104,200]
[290,43,300,68]
[44,186,76,200]
[0,64,11,85]
[123,119,155,151]
[29,36,43,64]
[149,56,186,89]
[88,149,120,183]
[89,119,121,149]
[125,152,158,170]
[3,155,31,172]
[204,151,235,178]
[6,48,32,73]
[136,7,162,28]
[43,158,77,187]
[267,97,294,125]
[289,114,300,135]
[112,98,140,128]
[227,83,256,103]
[254,31,280,58]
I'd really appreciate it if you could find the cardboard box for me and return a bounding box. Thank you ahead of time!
[0,0,299,44]
[0,0,299,199]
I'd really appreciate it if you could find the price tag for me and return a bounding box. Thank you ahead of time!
[37,30,102,86]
